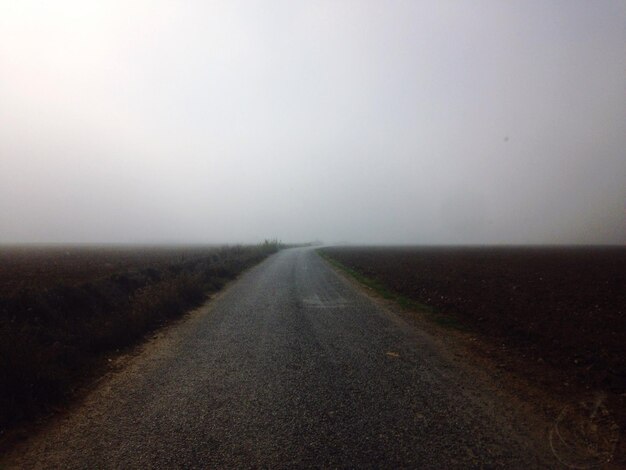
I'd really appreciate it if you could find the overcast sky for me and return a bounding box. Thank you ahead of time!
[1,1,624,244]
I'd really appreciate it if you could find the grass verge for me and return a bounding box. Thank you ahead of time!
[317,250,466,330]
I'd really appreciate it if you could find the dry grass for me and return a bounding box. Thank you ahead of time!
[0,243,281,431]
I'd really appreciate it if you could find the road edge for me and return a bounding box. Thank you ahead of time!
[316,248,624,469]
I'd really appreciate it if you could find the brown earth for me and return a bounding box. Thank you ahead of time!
[321,245,626,463]
[0,245,233,297]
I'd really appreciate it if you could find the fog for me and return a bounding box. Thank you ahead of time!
[1,1,624,245]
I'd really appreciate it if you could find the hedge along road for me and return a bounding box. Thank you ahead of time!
[4,247,556,468]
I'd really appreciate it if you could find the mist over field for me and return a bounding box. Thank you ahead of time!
[1,1,624,245]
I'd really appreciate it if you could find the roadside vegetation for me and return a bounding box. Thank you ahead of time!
[318,251,469,330]
[0,241,283,434]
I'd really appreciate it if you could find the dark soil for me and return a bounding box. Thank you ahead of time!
[0,245,234,297]
[321,246,626,430]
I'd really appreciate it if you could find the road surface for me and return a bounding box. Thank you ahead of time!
[5,248,554,468]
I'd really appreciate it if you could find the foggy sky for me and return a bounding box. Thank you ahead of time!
[1,1,625,245]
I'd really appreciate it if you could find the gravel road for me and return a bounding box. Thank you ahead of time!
[4,248,556,468]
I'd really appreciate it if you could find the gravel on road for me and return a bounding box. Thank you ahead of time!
[3,248,556,468]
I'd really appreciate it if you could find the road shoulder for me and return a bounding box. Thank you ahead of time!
[318,250,623,469]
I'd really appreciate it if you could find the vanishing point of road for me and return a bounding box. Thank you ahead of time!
[5,248,555,468]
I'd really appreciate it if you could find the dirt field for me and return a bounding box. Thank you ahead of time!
[0,245,231,297]
[321,246,625,429]
[0,243,279,435]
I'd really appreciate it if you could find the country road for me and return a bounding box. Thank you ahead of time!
[4,248,556,468]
